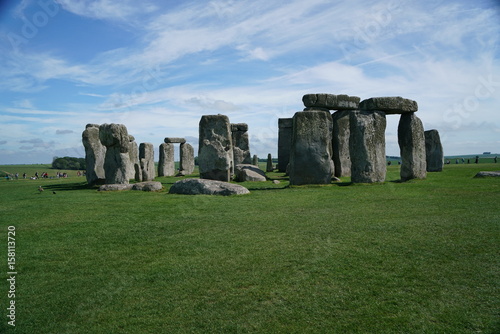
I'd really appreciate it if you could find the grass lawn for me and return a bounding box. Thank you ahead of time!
[0,163,499,333]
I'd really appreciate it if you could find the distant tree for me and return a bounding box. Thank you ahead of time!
[51,156,86,170]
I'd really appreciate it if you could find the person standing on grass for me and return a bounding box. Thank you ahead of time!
[475,156,479,164]
[495,156,498,163]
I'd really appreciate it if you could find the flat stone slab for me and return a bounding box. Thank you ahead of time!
[359,96,418,114]
[164,137,186,144]
[169,178,250,196]
[99,181,163,191]
[474,171,500,178]
[234,164,266,182]
[231,123,248,132]
[302,94,360,110]
[99,184,133,191]
[131,181,163,191]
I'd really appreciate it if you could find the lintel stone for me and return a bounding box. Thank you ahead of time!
[360,96,418,114]
[302,93,360,110]
[164,137,186,144]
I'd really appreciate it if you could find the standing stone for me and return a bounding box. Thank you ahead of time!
[252,155,259,166]
[231,123,251,166]
[289,110,333,185]
[278,118,293,172]
[82,124,106,185]
[128,135,140,181]
[398,113,426,181]
[198,114,233,181]
[158,143,175,177]
[99,123,131,184]
[332,110,351,177]
[139,143,155,181]
[180,143,195,175]
[349,111,386,183]
[424,129,444,172]
[266,154,274,172]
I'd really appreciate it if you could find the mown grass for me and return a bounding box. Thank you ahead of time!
[0,163,499,333]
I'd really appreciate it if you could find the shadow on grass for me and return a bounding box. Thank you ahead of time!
[43,182,97,191]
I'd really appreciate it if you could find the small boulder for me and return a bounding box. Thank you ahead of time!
[169,178,250,196]
[234,164,266,182]
[132,181,163,191]
[474,171,500,178]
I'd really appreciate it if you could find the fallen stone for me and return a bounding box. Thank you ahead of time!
[99,184,133,191]
[474,171,500,178]
[234,164,266,182]
[302,94,360,110]
[164,137,186,144]
[359,96,418,114]
[131,181,163,191]
[272,180,280,184]
[169,178,250,196]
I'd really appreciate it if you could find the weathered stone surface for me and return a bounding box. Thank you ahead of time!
[198,115,234,181]
[139,143,155,181]
[424,130,444,172]
[278,118,293,172]
[474,171,500,178]
[302,94,360,110]
[180,143,195,175]
[158,143,175,177]
[252,155,259,166]
[289,110,333,185]
[98,184,133,191]
[131,181,163,191]
[231,123,251,166]
[164,137,186,144]
[99,123,131,184]
[349,110,386,183]
[266,154,274,172]
[128,136,140,181]
[234,164,266,182]
[359,96,418,114]
[332,110,351,177]
[169,178,250,196]
[398,113,426,181]
[82,124,106,186]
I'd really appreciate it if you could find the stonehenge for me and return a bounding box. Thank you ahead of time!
[82,93,437,189]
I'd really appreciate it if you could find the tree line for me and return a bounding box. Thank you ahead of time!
[51,157,85,170]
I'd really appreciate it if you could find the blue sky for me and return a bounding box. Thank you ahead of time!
[0,0,499,164]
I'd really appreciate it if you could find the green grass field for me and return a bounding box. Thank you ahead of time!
[0,163,499,333]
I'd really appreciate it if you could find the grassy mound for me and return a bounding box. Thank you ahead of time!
[0,163,499,333]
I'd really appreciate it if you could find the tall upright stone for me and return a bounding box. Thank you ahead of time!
[231,123,251,166]
[128,135,140,181]
[424,129,444,172]
[158,143,175,177]
[198,114,233,181]
[266,153,273,172]
[278,118,293,172]
[139,142,155,181]
[252,155,259,166]
[332,110,351,177]
[398,113,426,181]
[82,124,106,186]
[349,111,386,183]
[99,123,131,184]
[180,143,195,175]
[289,110,333,185]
